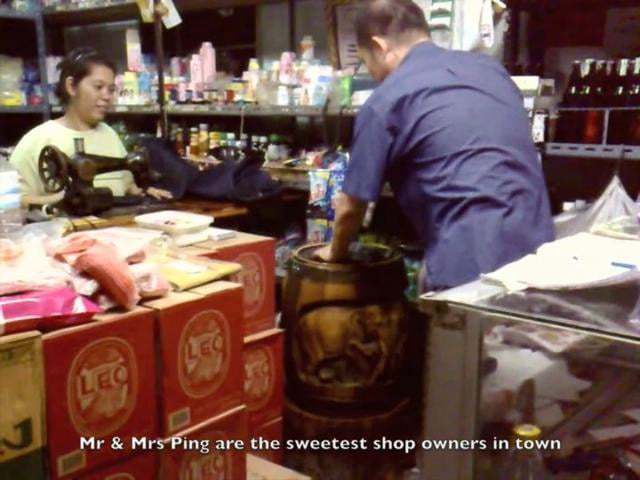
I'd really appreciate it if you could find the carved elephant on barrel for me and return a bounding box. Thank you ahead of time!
[292,302,407,388]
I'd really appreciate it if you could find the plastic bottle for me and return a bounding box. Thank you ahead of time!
[499,424,552,480]
[0,162,24,239]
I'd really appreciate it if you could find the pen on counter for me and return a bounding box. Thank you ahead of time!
[611,261,637,270]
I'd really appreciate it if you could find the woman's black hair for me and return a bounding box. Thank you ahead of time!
[55,47,117,106]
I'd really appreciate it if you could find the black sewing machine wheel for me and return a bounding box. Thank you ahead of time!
[39,145,69,193]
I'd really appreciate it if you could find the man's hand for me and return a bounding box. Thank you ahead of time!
[313,245,335,263]
[146,187,173,200]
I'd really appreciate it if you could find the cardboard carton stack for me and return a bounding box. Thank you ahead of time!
[0,230,285,479]
[191,233,285,463]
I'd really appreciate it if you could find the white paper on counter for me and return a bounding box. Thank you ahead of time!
[483,232,640,291]
[589,424,640,441]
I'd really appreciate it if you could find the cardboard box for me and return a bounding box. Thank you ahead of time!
[0,331,47,480]
[77,452,158,479]
[244,328,284,431]
[43,307,158,479]
[250,417,283,465]
[159,405,248,480]
[192,233,276,336]
[247,454,311,480]
[145,282,244,436]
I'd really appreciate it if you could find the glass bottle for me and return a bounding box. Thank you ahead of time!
[577,59,595,108]
[562,60,582,107]
[499,424,552,480]
[591,60,608,107]
[612,59,630,107]
[626,58,640,107]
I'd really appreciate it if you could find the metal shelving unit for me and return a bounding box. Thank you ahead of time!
[545,143,640,160]
[0,5,50,123]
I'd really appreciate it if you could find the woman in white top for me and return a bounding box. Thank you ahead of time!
[10,47,170,206]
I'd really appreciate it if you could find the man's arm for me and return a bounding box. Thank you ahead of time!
[314,193,367,262]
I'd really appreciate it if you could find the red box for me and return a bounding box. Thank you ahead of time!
[193,233,275,336]
[145,281,244,436]
[243,328,284,431]
[250,417,283,465]
[158,405,248,480]
[77,452,158,479]
[43,307,158,479]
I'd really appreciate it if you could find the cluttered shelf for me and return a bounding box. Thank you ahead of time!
[51,105,159,115]
[42,0,293,24]
[545,143,640,160]
[49,104,359,117]
[0,6,38,20]
[42,0,138,24]
[263,162,393,197]
[0,105,47,114]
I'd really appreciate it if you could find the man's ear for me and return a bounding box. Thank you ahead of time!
[64,76,76,99]
[371,35,389,55]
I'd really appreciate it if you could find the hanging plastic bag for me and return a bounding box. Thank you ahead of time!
[554,175,639,239]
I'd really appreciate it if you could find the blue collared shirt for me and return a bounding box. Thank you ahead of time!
[343,42,554,290]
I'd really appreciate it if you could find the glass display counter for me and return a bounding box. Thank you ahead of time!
[420,280,640,479]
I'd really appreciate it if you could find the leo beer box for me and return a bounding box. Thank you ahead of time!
[243,328,283,432]
[250,417,283,465]
[43,307,158,479]
[77,452,158,479]
[0,331,46,480]
[158,405,248,480]
[192,233,275,336]
[145,282,244,436]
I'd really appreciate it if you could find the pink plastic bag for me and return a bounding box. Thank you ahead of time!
[0,287,101,336]
[72,242,141,310]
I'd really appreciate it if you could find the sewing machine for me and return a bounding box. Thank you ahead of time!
[38,139,160,216]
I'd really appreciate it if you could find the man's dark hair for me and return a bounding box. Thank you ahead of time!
[354,0,429,48]
[55,47,116,105]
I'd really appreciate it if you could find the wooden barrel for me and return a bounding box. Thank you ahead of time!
[283,396,417,480]
[282,243,409,408]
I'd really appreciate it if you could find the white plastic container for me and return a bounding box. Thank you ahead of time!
[134,210,213,235]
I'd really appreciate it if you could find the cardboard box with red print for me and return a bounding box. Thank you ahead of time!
[250,417,283,465]
[192,233,275,336]
[144,281,244,437]
[43,307,158,479]
[77,452,158,480]
[158,405,248,480]
[243,328,284,432]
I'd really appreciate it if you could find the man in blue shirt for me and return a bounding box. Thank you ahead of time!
[315,0,554,291]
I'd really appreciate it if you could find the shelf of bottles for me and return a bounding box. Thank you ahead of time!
[553,58,640,151]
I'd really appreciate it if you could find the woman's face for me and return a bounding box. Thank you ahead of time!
[66,64,116,125]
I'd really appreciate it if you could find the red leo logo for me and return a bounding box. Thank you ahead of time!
[233,252,265,317]
[67,337,138,438]
[179,432,231,480]
[178,310,231,399]
[244,346,275,412]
